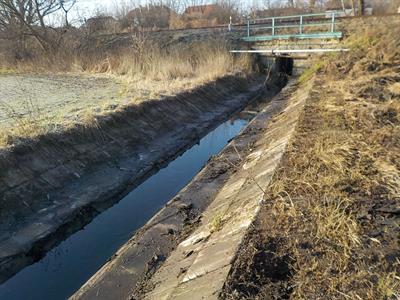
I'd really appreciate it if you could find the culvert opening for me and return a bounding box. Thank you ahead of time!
[276,56,294,76]
[251,53,294,76]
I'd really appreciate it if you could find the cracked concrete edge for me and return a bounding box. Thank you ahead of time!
[143,79,313,300]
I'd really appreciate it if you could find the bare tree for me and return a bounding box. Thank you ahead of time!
[358,0,364,15]
[350,0,356,15]
[60,0,76,27]
[0,0,76,53]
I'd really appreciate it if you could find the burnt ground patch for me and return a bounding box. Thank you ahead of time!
[221,226,294,300]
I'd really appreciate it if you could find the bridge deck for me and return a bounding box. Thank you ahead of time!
[243,12,343,42]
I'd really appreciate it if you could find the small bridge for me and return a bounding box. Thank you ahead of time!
[243,12,342,42]
[231,12,348,59]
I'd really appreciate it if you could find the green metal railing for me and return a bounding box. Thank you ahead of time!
[243,12,342,42]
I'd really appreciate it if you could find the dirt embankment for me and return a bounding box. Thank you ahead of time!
[0,73,286,283]
[76,27,242,56]
[222,17,400,299]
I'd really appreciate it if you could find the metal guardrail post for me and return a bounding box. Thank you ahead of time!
[272,17,275,35]
[331,12,335,32]
[300,15,303,34]
[247,18,250,37]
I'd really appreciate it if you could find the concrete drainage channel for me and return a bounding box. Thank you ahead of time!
[0,75,265,282]
[0,67,294,299]
[63,78,308,300]
[0,58,300,300]
[141,79,311,300]
[69,78,310,300]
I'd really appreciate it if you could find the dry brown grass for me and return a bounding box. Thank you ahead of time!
[273,17,399,299]
[0,98,52,146]
[3,36,250,82]
[112,38,251,95]
[224,16,400,300]
[0,38,252,149]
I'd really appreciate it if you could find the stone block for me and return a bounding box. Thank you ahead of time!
[2,168,28,188]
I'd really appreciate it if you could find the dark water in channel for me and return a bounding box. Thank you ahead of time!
[0,117,249,300]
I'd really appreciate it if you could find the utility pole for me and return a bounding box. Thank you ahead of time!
[351,0,356,16]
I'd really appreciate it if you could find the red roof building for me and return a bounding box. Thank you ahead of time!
[184,4,220,18]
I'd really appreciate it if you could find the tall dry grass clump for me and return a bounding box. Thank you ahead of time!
[84,36,251,83]
[1,31,251,81]
[274,17,400,299]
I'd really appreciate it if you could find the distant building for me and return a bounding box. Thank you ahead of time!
[84,16,119,34]
[184,4,221,19]
[125,5,172,29]
[325,8,354,17]
[325,4,373,17]
[251,7,306,18]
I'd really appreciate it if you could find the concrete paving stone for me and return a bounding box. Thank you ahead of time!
[10,181,47,204]
[22,155,54,173]
[11,222,53,246]
[52,204,83,225]
[80,148,113,164]
[209,178,246,203]
[168,265,231,300]
[0,238,22,258]
[182,231,243,283]
[143,250,198,298]
[40,165,75,188]
[242,149,263,170]
[0,179,8,193]
[62,160,87,178]
[2,168,28,188]
[73,143,95,154]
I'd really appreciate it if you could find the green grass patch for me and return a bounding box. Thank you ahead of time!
[346,33,380,50]
[0,67,15,75]
[299,59,328,85]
